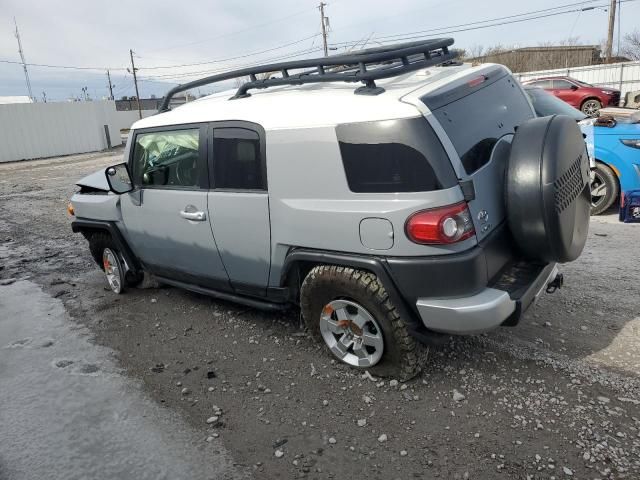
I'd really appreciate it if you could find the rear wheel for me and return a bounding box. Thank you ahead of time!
[590,163,619,215]
[300,265,419,380]
[581,98,602,117]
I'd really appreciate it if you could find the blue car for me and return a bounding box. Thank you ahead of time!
[525,86,640,215]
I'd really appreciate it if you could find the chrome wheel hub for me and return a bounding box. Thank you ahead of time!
[590,172,607,207]
[102,248,122,294]
[319,299,384,367]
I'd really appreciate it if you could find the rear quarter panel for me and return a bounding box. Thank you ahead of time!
[264,125,472,286]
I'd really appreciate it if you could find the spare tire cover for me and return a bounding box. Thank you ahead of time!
[506,115,590,263]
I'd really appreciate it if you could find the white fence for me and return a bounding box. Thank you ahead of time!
[0,101,122,163]
[515,61,640,101]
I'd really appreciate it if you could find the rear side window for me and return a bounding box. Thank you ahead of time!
[212,128,265,190]
[336,118,457,193]
[425,74,534,174]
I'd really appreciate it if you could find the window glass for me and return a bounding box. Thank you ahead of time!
[553,80,573,90]
[212,128,265,190]
[525,87,586,120]
[427,75,535,174]
[336,118,457,193]
[132,129,200,188]
[530,79,552,89]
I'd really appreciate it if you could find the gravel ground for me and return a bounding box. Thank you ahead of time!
[1,149,639,479]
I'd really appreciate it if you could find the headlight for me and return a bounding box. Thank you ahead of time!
[601,90,615,94]
[621,139,640,149]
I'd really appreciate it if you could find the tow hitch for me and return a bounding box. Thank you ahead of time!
[546,273,564,294]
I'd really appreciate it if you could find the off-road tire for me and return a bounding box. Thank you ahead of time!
[300,265,419,380]
[87,232,142,287]
[590,162,619,215]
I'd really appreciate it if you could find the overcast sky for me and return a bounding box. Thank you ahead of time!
[1,0,639,101]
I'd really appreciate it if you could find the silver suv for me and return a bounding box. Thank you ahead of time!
[70,39,591,379]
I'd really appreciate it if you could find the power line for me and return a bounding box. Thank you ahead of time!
[329,0,638,47]
[138,34,322,70]
[0,58,127,71]
[139,47,324,80]
[140,6,318,55]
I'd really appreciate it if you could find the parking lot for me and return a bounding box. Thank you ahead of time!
[1,148,639,479]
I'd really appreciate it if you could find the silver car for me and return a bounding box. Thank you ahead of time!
[70,40,591,379]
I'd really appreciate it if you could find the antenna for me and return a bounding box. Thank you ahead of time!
[14,18,34,102]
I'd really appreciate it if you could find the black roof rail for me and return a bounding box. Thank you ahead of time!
[159,38,457,112]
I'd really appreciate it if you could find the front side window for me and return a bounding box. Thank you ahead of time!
[131,129,200,188]
[336,118,457,193]
[212,128,265,190]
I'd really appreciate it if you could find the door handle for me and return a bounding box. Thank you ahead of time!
[179,210,206,221]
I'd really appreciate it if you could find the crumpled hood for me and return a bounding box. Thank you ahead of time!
[76,168,109,191]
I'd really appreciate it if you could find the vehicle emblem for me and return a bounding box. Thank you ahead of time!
[477,210,489,222]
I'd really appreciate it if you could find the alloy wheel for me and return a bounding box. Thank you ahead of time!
[590,171,608,209]
[582,100,600,117]
[319,299,384,367]
[102,248,123,294]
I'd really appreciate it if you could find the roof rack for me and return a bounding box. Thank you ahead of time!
[159,38,457,112]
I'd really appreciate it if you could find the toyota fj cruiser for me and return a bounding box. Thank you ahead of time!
[70,39,591,379]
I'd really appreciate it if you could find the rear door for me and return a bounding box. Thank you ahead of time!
[206,122,271,297]
[406,66,536,242]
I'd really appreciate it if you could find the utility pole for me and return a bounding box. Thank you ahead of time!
[106,69,114,100]
[129,49,142,119]
[14,18,34,102]
[319,2,329,57]
[605,0,617,63]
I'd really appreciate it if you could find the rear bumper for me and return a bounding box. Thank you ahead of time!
[415,263,558,334]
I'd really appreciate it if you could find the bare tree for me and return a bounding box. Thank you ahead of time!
[621,30,640,60]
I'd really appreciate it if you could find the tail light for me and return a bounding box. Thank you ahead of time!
[405,202,475,245]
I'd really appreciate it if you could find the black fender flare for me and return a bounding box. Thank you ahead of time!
[280,249,433,343]
[71,218,142,273]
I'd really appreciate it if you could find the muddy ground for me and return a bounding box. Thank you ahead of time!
[1,148,639,479]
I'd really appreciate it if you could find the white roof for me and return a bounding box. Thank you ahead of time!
[133,63,486,131]
[0,96,33,104]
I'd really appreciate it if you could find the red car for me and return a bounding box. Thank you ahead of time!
[523,76,620,117]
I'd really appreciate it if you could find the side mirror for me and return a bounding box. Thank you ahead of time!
[105,163,134,194]
[570,85,578,91]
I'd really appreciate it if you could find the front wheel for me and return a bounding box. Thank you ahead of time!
[590,163,619,215]
[581,98,602,117]
[300,265,419,380]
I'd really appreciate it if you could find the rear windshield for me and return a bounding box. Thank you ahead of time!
[424,74,534,174]
[336,117,457,193]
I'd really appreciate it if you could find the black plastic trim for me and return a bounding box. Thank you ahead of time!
[384,223,514,307]
[156,276,288,312]
[280,249,435,341]
[500,262,556,326]
[71,218,142,273]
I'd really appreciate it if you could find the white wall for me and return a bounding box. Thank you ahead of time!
[113,109,157,132]
[516,61,640,101]
[0,100,122,163]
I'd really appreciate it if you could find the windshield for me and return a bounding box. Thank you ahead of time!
[524,87,586,121]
